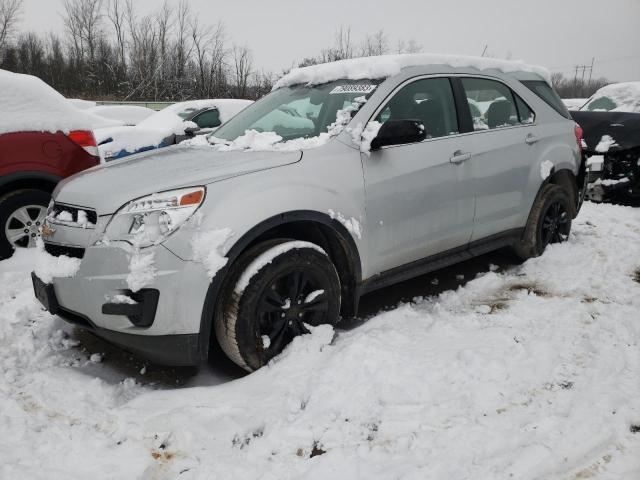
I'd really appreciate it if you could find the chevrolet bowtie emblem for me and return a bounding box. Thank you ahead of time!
[41,223,56,239]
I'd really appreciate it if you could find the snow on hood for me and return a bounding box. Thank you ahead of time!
[273,53,551,89]
[0,69,120,135]
[581,82,640,113]
[54,145,302,214]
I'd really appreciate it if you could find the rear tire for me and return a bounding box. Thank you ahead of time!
[0,189,50,260]
[513,184,572,260]
[215,239,341,371]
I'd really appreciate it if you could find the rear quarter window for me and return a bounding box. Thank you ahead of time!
[520,80,571,119]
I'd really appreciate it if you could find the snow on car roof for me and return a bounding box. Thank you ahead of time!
[0,69,119,135]
[582,82,640,113]
[162,99,254,122]
[273,53,551,90]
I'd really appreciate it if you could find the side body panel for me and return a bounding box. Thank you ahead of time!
[360,135,475,275]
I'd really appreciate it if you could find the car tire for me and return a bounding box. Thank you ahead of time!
[513,184,573,260]
[215,239,341,372]
[0,189,50,260]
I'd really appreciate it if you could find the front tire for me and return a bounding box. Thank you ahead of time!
[0,189,50,260]
[513,184,572,260]
[215,239,341,371]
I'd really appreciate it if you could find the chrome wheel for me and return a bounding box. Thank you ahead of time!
[4,205,47,249]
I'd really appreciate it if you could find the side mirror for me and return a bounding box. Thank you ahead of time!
[370,119,426,150]
[184,126,201,137]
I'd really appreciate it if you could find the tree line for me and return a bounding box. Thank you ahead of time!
[0,0,609,102]
[550,72,609,100]
[0,0,272,100]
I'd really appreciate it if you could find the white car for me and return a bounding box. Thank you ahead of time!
[95,99,253,161]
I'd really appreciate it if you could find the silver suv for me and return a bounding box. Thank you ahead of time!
[32,55,585,371]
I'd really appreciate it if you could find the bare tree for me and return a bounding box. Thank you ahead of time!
[320,26,354,62]
[233,44,253,98]
[0,0,21,56]
[63,0,104,63]
[360,29,388,57]
[107,0,126,71]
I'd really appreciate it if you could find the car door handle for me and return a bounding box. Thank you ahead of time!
[525,134,539,145]
[450,151,472,164]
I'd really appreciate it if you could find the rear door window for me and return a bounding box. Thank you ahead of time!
[514,94,535,124]
[461,78,523,131]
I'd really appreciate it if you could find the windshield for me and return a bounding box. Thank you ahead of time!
[582,96,618,112]
[213,79,381,143]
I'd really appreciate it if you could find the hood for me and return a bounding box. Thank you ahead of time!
[54,144,302,214]
[572,110,640,153]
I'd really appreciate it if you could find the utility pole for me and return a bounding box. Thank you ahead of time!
[587,57,595,88]
[481,45,488,57]
[573,60,594,97]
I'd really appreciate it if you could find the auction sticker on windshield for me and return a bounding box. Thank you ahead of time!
[329,85,377,95]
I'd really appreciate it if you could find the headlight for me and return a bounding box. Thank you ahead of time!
[104,187,205,247]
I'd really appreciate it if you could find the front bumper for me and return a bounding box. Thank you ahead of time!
[35,239,213,366]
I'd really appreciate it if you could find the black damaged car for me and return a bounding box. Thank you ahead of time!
[571,82,640,205]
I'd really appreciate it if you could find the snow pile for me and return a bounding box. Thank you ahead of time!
[0,69,118,135]
[87,105,155,125]
[67,98,97,110]
[48,209,95,229]
[540,159,554,180]
[126,251,156,292]
[562,98,587,110]
[349,120,382,155]
[582,82,640,113]
[328,209,363,239]
[1,203,640,478]
[235,241,327,294]
[32,239,81,284]
[191,228,234,279]
[274,53,551,89]
[595,134,618,153]
[105,294,137,305]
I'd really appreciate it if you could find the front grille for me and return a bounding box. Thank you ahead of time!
[44,242,86,259]
[50,203,98,226]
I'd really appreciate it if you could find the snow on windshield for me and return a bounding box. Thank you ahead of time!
[274,53,550,90]
[581,82,640,113]
[0,69,119,135]
[199,96,368,152]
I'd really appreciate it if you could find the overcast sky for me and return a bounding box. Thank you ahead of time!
[20,0,640,82]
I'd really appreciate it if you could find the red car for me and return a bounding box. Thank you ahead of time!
[0,130,100,257]
[0,70,114,259]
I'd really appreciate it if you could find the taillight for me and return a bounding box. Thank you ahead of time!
[574,124,584,153]
[67,130,99,157]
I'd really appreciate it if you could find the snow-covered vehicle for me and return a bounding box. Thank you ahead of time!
[0,70,116,259]
[33,54,584,371]
[95,99,253,161]
[571,82,640,203]
[86,105,156,126]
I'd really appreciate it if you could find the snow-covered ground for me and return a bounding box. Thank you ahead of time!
[1,202,640,479]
